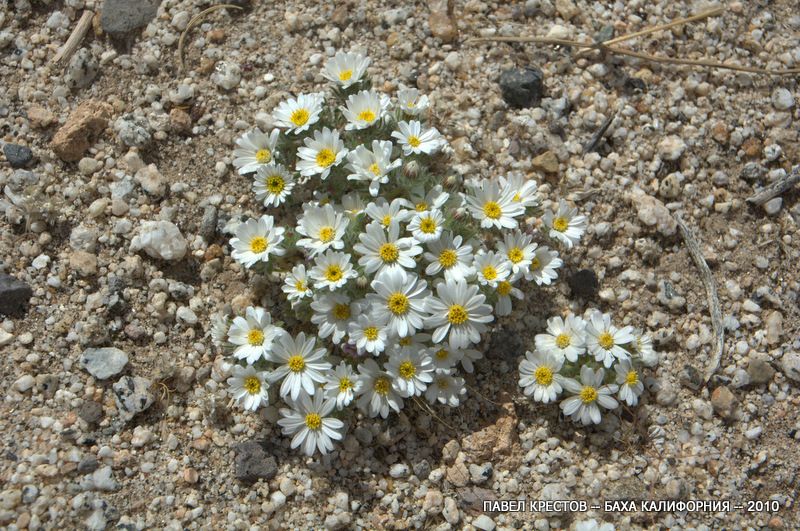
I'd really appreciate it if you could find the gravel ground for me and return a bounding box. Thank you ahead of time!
[1,0,799,529]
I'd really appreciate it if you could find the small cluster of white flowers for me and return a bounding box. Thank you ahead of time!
[213,51,592,456]
[519,310,658,426]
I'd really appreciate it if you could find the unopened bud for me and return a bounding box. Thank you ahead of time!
[403,160,420,179]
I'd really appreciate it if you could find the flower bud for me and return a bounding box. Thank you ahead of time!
[403,160,420,179]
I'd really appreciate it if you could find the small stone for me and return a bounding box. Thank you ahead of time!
[13,375,35,392]
[0,274,33,316]
[78,401,104,425]
[710,385,736,420]
[389,463,409,478]
[51,100,112,162]
[183,467,199,484]
[469,462,493,485]
[473,514,496,531]
[771,88,795,110]
[100,0,159,37]
[3,143,33,168]
[679,365,704,391]
[744,426,763,440]
[0,329,13,347]
[69,250,98,277]
[780,352,800,383]
[763,197,782,216]
[200,205,218,241]
[134,164,166,197]
[176,306,198,325]
[173,366,196,393]
[710,121,729,144]
[658,135,686,161]
[130,221,188,261]
[747,359,775,385]
[79,157,102,175]
[555,0,579,20]
[665,478,687,499]
[659,172,682,199]
[531,150,558,173]
[212,61,242,90]
[0,489,22,510]
[92,466,117,491]
[442,439,460,464]
[131,426,154,447]
[27,104,56,129]
[632,192,677,236]
[112,376,154,421]
[115,114,152,148]
[234,441,278,483]
[423,490,443,514]
[65,48,99,90]
[443,497,460,525]
[169,108,192,134]
[765,311,783,345]
[446,462,469,487]
[77,456,100,473]
[80,347,129,380]
[499,67,544,108]
[742,137,762,158]
[428,0,458,43]
[568,269,599,298]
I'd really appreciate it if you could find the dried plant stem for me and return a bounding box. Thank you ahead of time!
[412,396,456,431]
[52,10,94,65]
[675,215,724,384]
[178,4,244,72]
[746,165,800,206]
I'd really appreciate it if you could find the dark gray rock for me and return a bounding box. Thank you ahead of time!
[568,269,599,298]
[80,347,129,380]
[3,144,33,168]
[499,67,544,108]
[0,274,33,316]
[200,205,218,241]
[78,456,100,474]
[679,364,704,391]
[78,401,104,425]
[100,0,160,37]
[746,359,775,385]
[234,441,277,483]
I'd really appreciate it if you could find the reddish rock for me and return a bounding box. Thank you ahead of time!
[461,399,518,461]
[51,100,112,161]
[429,0,458,43]
[27,104,56,129]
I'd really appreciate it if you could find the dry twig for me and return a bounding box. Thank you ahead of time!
[52,10,95,65]
[675,215,724,384]
[746,165,800,206]
[178,4,244,72]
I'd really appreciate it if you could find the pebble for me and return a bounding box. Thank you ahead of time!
[633,192,677,236]
[70,251,98,277]
[3,143,33,168]
[131,426,154,447]
[771,88,795,110]
[747,359,775,385]
[780,352,800,383]
[0,329,13,347]
[177,306,198,325]
[765,311,783,345]
[0,274,33,316]
[100,0,159,37]
[91,466,117,491]
[744,427,763,440]
[499,67,544,108]
[658,135,687,161]
[763,197,782,216]
[531,150,559,173]
[80,347,129,380]
[389,463,409,478]
[443,496,460,524]
[13,375,35,392]
[469,462,493,484]
[65,48,99,90]
[79,157,102,175]
[134,164,166,197]
[51,100,112,161]
[112,376,155,421]
[423,490,443,514]
[115,114,152,148]
[212,62,242,90]
[234,441,277,482]
[473,514,496,531]
[130,221,188,261]
[710,386,736,420]
[78,401,104,425]
[428,1,458,43]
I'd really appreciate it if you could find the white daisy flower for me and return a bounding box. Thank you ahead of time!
[365,197,413,228]
[309,250,357,291]
[210,312,230,347]
[388,332,432,356]
[397,84,430,116]
[296,127,349,180]
[499,173,538,208]
[277,393,345,456]
[560,366,619,426]
[355,358,403,418]
[534,314,587,363]
[425,369,466,407]
[227,306,282,364]
[342,89,390,130]
[272,92,324,134]
[386,348,434,397]
[497,230,537,280]
[544,200,588,249]
[424,232,475,282]
[348,311,389,355]
[459,347,483,373]
[340,192,366,220]
[229,215,286,268]
[296,203,349,257]
[253,163,294,207]
[585,312,635,368]
[473,251,510,287]
[267,331,331,401]
[346,140,401,197]
[464,179,525,230]
[527,246,563,285]
[407,209,445,243]
[429,345,463,370]
[282,264,313,303]
[391,120,445,156]
[494,278,524,316]
[614,358,644,406]
[630,329,658,367]
[232,128,280,175]
[409,184,449,213]
[353,219,422,276]
[323,361,361,409]
[322,51,370,88]
[227,364,270,411]
[310,293,363,344]
[426,278,494,350]
[518,350,565,404]
[368,269,429,338]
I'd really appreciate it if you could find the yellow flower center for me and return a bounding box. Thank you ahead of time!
[338,377,353,392]
[305,412,322,430]
[580,386,598,404]
[406,101,416,108]
[482,265,497,281]
[333,303,351,320]
[598,332,615,350]
[626,370,639,386]
[287,355,306,372]
[497,281,511,296]
[437,377,449,389]
[530,257,541,270]
[266,175,284,194]
[435,349,449,360]
[247,329,265,346]
[387,292,409,315]
[555,333,571,349]
[552,216,569,232]
[419,217,437,234]
[483,201,501,219]
[249,236,268,253]
[316,148,336,168]
[398,337,411,346]
[398,360,416,379]
[290,108,309,127]
[364,326,379,341]
[374,377,390,396]
[357,109,376,123]
[513,192,521,202]
[294,280,307,292]
[447,304,468,325]
[338,69,353,82]
[368,163,381,176]
[381,215,392,227]
[534,366,553,386]
[408,135,421,148]
[319,226,335,243]
[378,243,399,263]
[439,249,457,268]
[324,265,343,283]
[243,376,261,394]
[415,202,427,212]
[508,247,523,263]
[255,148,272,164]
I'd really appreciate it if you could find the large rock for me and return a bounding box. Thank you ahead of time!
[234,441,278,483]
[499,67,544,109]
[80,347,129,380]
[0,274,33,316]
[130,221,188,261]
[100,0,160,37]
[51,100,112,161]
[112,376,154,421]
